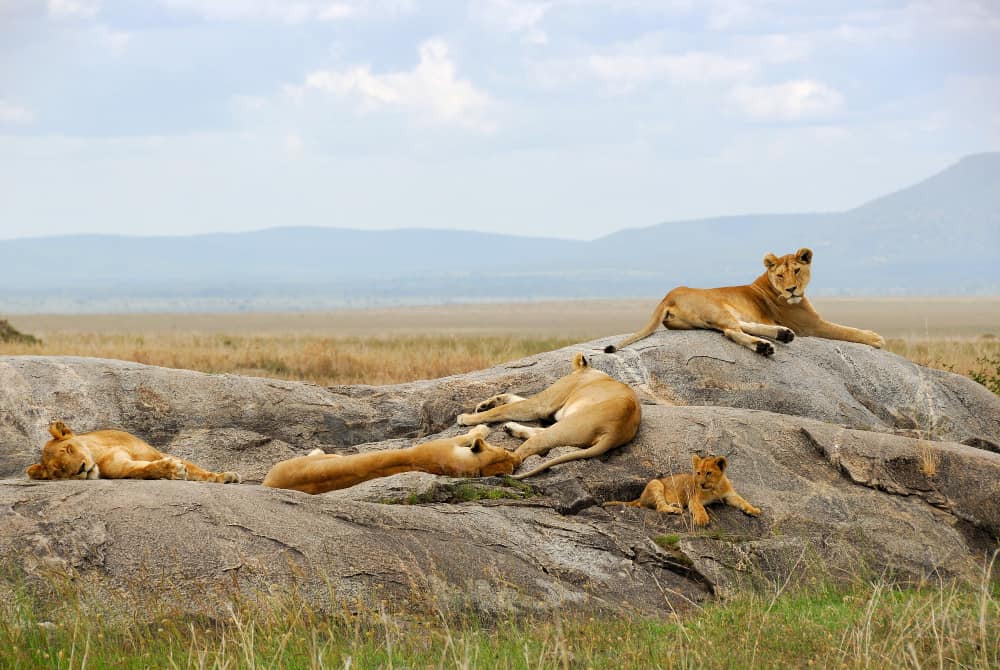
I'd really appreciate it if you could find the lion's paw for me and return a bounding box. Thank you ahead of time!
[692,512,710,526]
[468,424,490,439]
[221,471,241,484]
[456,413,474,426]
[776,328,795,343]
[744,505,761,517]
[656,503,682,514]
[158,457,187,480]
[868,331,885,349]
[755,340,775,356]
[474,395,506,413]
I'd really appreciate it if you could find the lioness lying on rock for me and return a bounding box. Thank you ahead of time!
[457,353,641,479]
[27,421,241,483]
[605,248,885,356]
[262,425,518,494]
[604,454,760,526]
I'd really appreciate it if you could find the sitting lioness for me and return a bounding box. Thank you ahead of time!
[604,454,760,526]
[605,248,885,356]
[262,425,519,494]
[26,421,241,483]
[457,353,641,479]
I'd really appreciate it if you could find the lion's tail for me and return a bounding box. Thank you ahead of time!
[604,299,670,353]
[602,500,643,507]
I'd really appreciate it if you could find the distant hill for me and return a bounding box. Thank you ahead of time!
[2,153,998,312]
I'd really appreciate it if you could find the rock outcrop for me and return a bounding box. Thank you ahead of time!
[2,331,999,617]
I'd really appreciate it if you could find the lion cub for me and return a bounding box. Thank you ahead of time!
[604,454,760,526]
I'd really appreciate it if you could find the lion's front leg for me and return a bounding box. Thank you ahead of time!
[474,393,526,413]
[180,460,241,483]
[723,491,761,517]
[803,319,884,348]
[107,456,188,480]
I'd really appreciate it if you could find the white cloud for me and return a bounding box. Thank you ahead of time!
[47,0,99,19]
[589,50,752,88]
[0,101,33,124]
[159,0,412,23]
[294,40,493,129]
[732,79,844,120]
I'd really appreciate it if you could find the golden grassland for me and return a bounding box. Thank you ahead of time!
[2,298,999,386]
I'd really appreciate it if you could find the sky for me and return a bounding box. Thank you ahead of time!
[1,0,998,240]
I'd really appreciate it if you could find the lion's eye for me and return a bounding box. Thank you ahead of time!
[794,268,800,274]
[776,273,784,278]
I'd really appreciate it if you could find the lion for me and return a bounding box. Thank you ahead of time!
[456,352,641,479]
[262,425,519,494]
[604,454,760,526]
[26,420,241,483]
[604,248,885,356]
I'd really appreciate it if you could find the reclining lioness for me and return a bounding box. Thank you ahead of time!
[26,421,241,483]
[262,425,518,494]
[605,248,884,356]
[604,454,760,526]
[457,353,641,479]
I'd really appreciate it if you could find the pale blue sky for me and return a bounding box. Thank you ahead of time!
[1,0,998,239]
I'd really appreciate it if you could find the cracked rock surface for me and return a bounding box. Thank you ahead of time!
[1,330,999,617]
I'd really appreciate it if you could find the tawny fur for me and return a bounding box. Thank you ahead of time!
[605,248,885,356]
[26,421,241,483]
[456,353,641,479]
[604,454,760,526]
[262,425,518,494]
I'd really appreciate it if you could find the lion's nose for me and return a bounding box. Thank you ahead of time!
[786,288,796,294]
[77,462,87,475]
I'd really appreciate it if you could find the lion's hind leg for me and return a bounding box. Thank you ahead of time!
[721,328,774,356]
[458,395,556,427]
[739,321,795,344]
[644,479,683,514]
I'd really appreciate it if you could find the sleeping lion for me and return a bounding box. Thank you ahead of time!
[605,248,885,356]
[262,425,519,494]
[457,352,641,479]
[27,421,241,483]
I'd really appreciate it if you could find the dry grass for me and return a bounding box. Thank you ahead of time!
[884,336,1000,378]
[1,331,999,387]
[0,332,580,386]
[0,332,1000,386]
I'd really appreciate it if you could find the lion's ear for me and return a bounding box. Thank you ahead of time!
[715,456,728,472]
[573,352,589,370]
[763,253,779,269]
[796,248,813,264]
[26,463,48,480]
[691,453,701,468]
[470,437,486,453]
[49,421,73,440]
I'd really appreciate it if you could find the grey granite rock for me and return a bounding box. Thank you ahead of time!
[1,330,998,617]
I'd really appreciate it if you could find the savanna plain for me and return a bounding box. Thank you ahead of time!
[2,298,999,669]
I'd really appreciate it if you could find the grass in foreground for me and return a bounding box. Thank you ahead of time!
[2,576,996,670]
[3,331,1000,389]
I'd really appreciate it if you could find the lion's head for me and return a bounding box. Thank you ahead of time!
[26,421,100,480]
[763,248,812,304]
[471,436,520,476]
[692,454,727,492]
